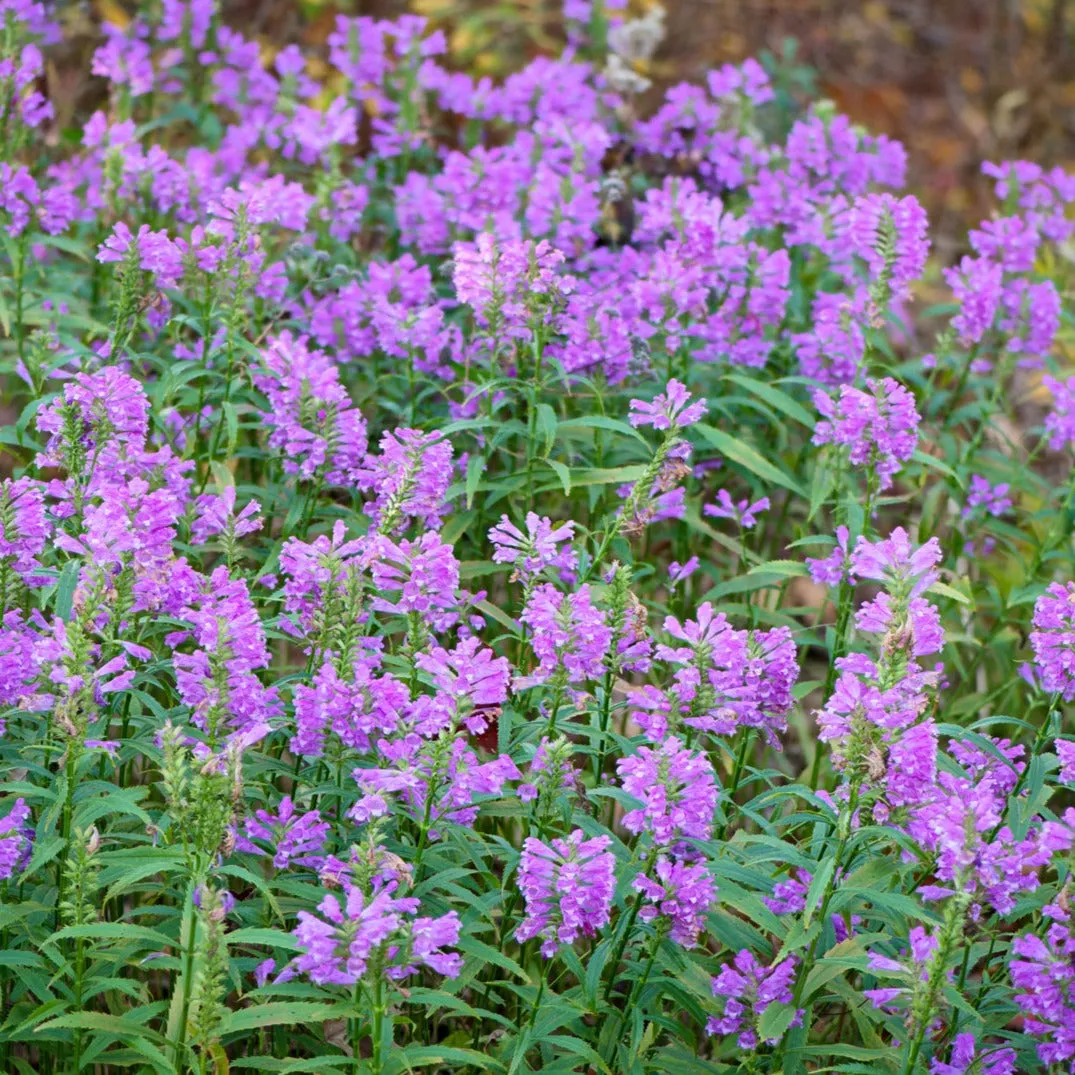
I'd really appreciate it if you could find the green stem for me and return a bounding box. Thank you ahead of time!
[900,893,969,1075]
[717,730,754,840]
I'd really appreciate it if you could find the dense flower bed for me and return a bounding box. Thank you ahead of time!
[2,1,1075,1072]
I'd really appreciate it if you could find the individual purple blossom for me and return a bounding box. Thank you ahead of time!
[1009,911,1075,1068]
[289,882,461,985]
[0,798,32,880]
[359,428,453,534]
[1056,739,1075,784]
[707,950,802,1050]
[488,513,576,582]
[192,487,263,545]
[812,377,920,492]
[763,869,811,915]
[668,556,699,588]
[1030,582,1075,701]
[962,475,1012,519]
[703,489,770,530]
[806,525,851,587]
[617,737,718,846]
[929,1033,1015,1075]
[850,528,942,599]
[864,925,939,1015]
[292,655,407,759]
[1044,374,1075,451]
[628,378,707,431]
[517,583,611,688]
[634,857,716,947]
[515,829,615,957]
[237,796,331,870]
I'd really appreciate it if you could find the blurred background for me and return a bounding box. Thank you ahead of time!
[55,0,1075,254]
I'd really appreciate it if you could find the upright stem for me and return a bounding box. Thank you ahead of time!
[901,893,970,1075]
[717,730,754,840]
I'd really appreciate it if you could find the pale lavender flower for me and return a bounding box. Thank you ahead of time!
[668,556,699,588]
[360,428,453,534]
[488,513,576,581]
[517,583,611,688]
[617,737,718,845]
[1031,582,1075,701]
[515,830,615,957]
[0,798,32,880]
[704,489,770,530]
[628,378,707,431]
[806,525,851,587]
[707,950,802,1050]
[812,377,919,491]
[238,796,331,870]
[634,857,716,947]
[930,1033,1015,1075]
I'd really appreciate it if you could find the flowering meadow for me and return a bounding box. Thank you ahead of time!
[6,1,1075,1072]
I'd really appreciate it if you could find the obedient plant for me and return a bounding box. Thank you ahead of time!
[4,1,1075,1072]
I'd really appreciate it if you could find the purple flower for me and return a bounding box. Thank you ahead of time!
[359,428,453,534]
[253,332,368,485]
[668,556,699,588]
[617,737,718,846]
[844,192,929,302]
[0,477,49,579]
[930,1033,1015,1075]
[0,798,33,880]
[763,869,811,915]
[292,656,407,759]
[488,513,576,582]
[703,488,770,530]
[806,525,851,587]
[414,637,511,734]
[1057,739,1075,784]
[1031,582,1075,701]
[707,949,802,1050]
[812,377,920,492]
[515,829,615,957]
[628,379,707,431]
[1009,914,1075,1068]
[634,857,716,947]
[850,528,942,599]
[864,925,938,1015]
[962,475,1012,519]
[290,882,461,986]
[943,256,1003,345]
[238,796,331,870]
[518,583,611,688]
[1044,375,1075,451]
[192,487,263,545]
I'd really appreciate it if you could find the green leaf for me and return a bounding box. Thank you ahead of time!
[725,373,813,427]
[696,424,805,497]
[219,1002,348,1036]
[757,1001,798,1043]
[547,459,571,495]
